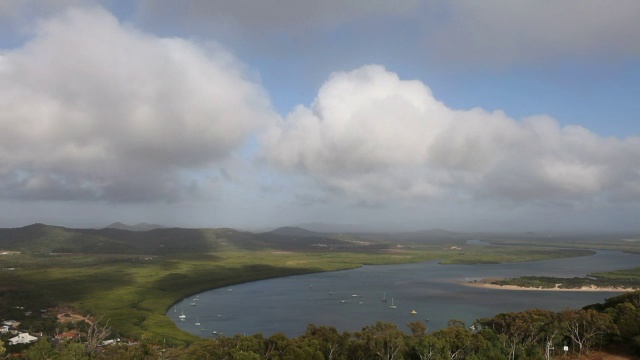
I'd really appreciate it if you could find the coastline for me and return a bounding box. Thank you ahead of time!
[461,279,639,292]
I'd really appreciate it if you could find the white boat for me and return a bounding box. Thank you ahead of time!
[382,292,388,303]
[389,298,396,309]
[195,317,200,326]
[410,310,417,314]
[179,310,186,321]
[190,302,196,306]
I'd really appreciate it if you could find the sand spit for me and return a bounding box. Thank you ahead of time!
[461,279,639,292]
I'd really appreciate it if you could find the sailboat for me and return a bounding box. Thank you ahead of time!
[382,292,388,303]
[195,317,200,326]
[389,298,396,309]
[179,310,186,321]
[410,309,417,314]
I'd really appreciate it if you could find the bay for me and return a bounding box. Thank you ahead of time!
[168,250,640,338]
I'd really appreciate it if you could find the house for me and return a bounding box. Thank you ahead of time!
[2,320,18,327]
[9,332,38,345]
[99,338,120,346]
[0,325,9,333]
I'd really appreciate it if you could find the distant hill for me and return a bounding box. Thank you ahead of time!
[267,226,326,237]
[105,222,166,231]
[0,223,383,255]
[0,224,248,255]
[294,222,374,233]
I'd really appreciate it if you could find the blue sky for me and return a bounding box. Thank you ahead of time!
[0,1,639,232]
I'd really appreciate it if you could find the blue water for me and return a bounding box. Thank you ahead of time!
[168,250,640,338]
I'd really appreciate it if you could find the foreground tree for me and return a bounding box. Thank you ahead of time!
[478,309,554,360]
[84,316,111,356]
[24,338,57,360]
[353,321,406,360]
[430,325,474,359]
[562,308,617,356]
[303,324,350,360]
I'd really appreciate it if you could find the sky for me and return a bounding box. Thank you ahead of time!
[0,0,639,233]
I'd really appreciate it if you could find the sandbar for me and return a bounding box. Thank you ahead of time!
[461,279,638,292]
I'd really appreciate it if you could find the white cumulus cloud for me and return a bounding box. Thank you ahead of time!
[263,65,640,205]
[0,7,276,202]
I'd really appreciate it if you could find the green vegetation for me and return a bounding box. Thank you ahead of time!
[492,267,640,289]
[6,291,640,359]
[1,224,640,354]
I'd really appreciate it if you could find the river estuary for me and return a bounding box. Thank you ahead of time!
[168,249,640,338]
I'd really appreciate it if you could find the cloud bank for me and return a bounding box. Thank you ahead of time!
[425,0,640,65]
[134,0,640,68]
[0,7,275,202]
[263,65,640,205]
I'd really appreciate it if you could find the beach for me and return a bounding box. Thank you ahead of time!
[461,279,638,292]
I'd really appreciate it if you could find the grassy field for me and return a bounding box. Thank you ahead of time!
[1,225,639,345]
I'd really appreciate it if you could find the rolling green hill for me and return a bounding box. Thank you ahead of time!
[0,223,374,255]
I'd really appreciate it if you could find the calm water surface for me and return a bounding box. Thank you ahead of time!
[169,250,640,338]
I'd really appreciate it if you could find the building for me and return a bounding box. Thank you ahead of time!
[8,333,38,345]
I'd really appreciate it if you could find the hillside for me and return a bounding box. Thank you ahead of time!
[105,222,167,231]
[0,223,376,255]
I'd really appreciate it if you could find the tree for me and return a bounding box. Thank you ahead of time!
[562,309,617,356]
[25,337,56,360]
[83,316,111,356]
[58,342,88,359]
[282,338,324,360]
[354,321,406,360]
[477,310,553,360]
[303,324,350,360]
[180,339,221,360]
[430,325,474,360]
[407,334,438,360]
[407,321,428,338]
[607,300,640,351]
[265,332,291,359]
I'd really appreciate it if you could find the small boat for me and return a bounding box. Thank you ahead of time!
[329,291,334,295]
[195,317,200,326]
[340,300,347,303]
[179,310,186,320]
[190,302,196,306]
[212,330,218,335]
[410,310,417,314]
[389,298,396,309]
[351,294,359,297]
[382,292,388,303]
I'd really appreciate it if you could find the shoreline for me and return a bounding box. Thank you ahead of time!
[461,279,639,292]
